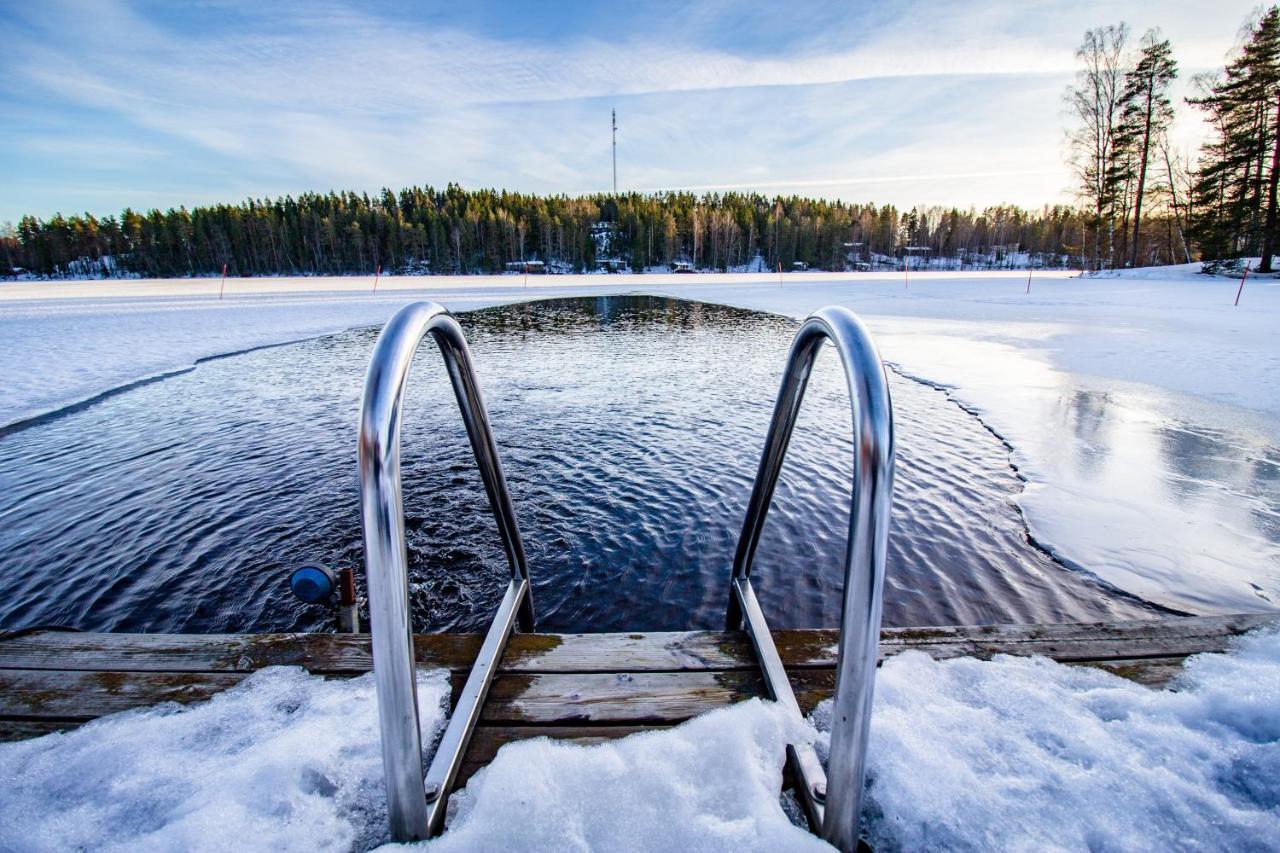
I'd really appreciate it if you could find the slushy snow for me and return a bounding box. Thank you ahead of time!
[403,699,829,853]
[2,631,1278,851]
[815,627,1280,851]
[0,667,450,853]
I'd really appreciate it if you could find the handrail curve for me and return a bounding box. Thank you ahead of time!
[359,301,534,841]
[727,305,894,852]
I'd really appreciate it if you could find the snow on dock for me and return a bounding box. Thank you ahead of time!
[0,616,1277,850]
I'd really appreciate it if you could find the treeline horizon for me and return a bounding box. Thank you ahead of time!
[2,186,1173,280]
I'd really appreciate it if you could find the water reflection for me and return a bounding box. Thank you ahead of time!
[1061,389,1112,479]
[871,316,1280,614]
[0,296,1161,634]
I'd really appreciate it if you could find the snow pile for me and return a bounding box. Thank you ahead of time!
[2,633,1279,851]
[0,667,450,853]
[409,698,828,853]
[813,628,1280,851]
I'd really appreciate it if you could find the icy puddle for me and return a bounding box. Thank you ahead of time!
[3,629,1277,852]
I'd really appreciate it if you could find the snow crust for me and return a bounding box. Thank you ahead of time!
[0,667,450,853]
[814,627,1280,851]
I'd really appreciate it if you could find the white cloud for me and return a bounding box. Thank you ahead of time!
[0,0,1265,218]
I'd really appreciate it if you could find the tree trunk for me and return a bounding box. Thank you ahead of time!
[1259,93,1280,273]
[1161,143,1193,264]
[1129,87,1156,268]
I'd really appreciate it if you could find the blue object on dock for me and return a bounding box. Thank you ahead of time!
[289,564,336,604]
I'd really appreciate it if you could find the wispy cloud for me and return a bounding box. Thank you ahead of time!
[0,0,1262,221]
[643,169,1062,194]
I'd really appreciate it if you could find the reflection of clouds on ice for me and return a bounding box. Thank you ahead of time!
[860,312,1280,615]
[813,628,1280,852]
[0,667,449,853]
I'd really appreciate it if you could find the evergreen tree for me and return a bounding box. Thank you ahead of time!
[7,188,1122,279]
[1190,7,1280,270]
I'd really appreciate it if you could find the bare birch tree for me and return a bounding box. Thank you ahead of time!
[1067,24,1129,270]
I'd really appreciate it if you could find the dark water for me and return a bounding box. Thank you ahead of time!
[0,296,1159,634]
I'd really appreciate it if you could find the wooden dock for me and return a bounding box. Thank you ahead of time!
[1,613,1275,789]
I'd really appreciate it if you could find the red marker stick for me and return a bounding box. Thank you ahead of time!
[219,263,228,300]
[373,264,382,293]
[1026,267,1032,294]
[1235,262,1250,306]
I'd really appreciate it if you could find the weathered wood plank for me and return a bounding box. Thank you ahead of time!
[0,666,834,726]
[0,669,248,720]
[458,725,661,787]
[0,632,482,675]
[0,631,753,674]
[1,613,1273,676]
[0,719,81,742]
[876,613,1278,663]
[1075,656,1191,688]
[0,615,1272,742]
[477,670,837,724]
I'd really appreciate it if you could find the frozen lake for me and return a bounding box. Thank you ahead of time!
[1,268,1276,623]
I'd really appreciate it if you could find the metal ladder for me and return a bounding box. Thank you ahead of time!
[358,301,893,851]
[358,301,533,841]
[726,305,895,852]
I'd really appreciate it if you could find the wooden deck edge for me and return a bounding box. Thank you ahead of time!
[1,613,1274,676]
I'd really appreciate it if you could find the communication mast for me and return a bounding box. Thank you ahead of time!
[611,109,617,194]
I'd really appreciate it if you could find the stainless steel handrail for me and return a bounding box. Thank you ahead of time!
[359,301,535,842]
[726,305,894,853]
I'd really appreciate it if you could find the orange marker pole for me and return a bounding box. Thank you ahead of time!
[778,261,783,287]
[1234,262,1250,306]
[1026,266,1033,294]
[218,263,228,300]
[372,263,382,293]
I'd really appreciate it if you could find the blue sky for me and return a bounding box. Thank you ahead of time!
[0,0,1261,223]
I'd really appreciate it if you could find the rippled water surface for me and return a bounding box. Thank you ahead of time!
[0,296,1160,633]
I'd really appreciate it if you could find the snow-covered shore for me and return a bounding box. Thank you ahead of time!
[2,268,1278,615]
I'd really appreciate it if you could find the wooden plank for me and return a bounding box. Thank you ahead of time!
[478,670,836,724]
[0,719,80,742]
[875,613,1279,662]
[0,669,248,721]
[0,630,755,675]
[0,632,480,675]
[1074,656,1190,689]
[458,725,660,787]
[0,667,834,727]
[3,613,1274,676]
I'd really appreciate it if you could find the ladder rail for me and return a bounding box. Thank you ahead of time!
[727,306,895,852]
[358,301,534,842]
